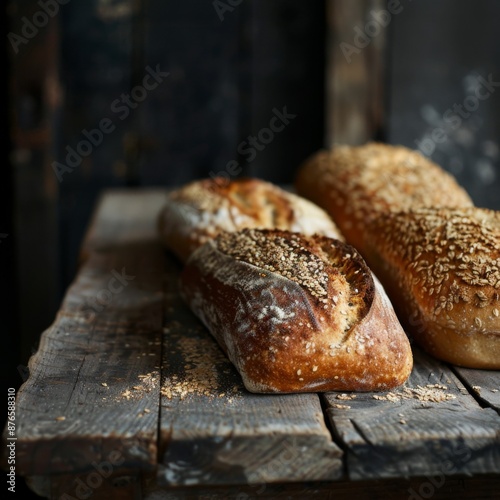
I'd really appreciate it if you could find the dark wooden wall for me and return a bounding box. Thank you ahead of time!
[56,0,326,289]
[3,0,61,395]
[4,0,500,423]
[388,0,500,210]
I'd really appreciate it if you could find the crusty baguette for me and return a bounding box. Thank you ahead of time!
[158,177,344,263]
[363,207,500,369]
[295,142,473,254]
[179,228,413,393]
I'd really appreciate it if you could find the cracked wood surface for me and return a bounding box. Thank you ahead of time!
[157,254,343,486]
[453,367,500,414]
[6,193,165,477]
[323,349,500,480]
[4,189,500,495]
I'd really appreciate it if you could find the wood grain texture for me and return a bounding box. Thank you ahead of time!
[326,0,387,146]
[248,1,326,183]
[5,189,500,499]
[56,0,139,287]
[79,188,168,263]
[158,254,343,486]
[453,367,500,414]
[323,349,500,480]
[7,191,166,477]
[140,1,243,186]
[7,0,61,381]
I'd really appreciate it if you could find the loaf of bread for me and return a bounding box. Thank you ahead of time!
[179,228,413,393]
[158,177,344,263]
[362,207,500,369]
[295,142,474,253]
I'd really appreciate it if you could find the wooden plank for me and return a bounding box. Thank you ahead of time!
[453,367,500,414]
[323,349,500,480]
[79,188,168,262]
[7,188,499,496]
[326,0,388,146]
[144,474,500,500]
[8,191,165,477]
[248,1,326,183]
[388,0,500,211]
[140,1,243,186]
[26,469,144,500]
[7,0,61,381]
[56,0,138,287]
[157,253,343,486]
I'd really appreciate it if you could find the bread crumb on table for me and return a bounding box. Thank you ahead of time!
[336,393,357,401]
[373,392,400,402]
[372,385,456,403]
[118,372,159,401]
[159,333,243,401]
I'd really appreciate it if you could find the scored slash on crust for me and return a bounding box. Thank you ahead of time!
[179,228,413,393]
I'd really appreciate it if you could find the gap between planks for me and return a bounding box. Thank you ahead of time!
[157,253,343,487]
[10,189,499,492]
[451,366,500,414]
[322,348,500,481]
[4,190,168,478]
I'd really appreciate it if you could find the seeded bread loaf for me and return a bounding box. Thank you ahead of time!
[363,207,500,369]
[179,228,413,393]
[295,142,473,254]
[158,177,344,263]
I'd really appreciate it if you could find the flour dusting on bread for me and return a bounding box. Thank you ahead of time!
[159,177,344,262]
[180,228,413,393]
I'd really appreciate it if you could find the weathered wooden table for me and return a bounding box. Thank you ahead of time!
[4,189,500,499]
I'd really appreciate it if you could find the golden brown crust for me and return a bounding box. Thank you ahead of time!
[179,228,413,393]
[295,143,473,253]
[158,177,344,263]
[363,207,500,369]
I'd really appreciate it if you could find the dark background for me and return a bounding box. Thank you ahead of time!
[1,2,499,495]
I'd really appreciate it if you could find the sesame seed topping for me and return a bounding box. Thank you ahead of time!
[369,207,500,317]
[297,143,473,249]
[216,229,329,298]
[214,228,373,337]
